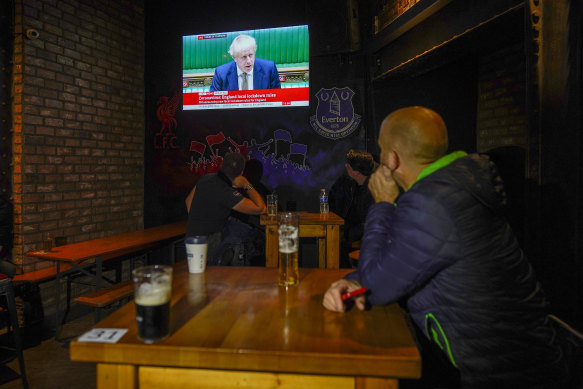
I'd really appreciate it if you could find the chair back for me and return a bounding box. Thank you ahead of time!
[548,314,583,389]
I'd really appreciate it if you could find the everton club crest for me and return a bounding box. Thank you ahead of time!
[310,87,361,139]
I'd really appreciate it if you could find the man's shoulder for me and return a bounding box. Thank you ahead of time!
[255,57,275,68]
[215,61,236,74]
[331,174,355,190]
[198,173,216,181]
[197,173,222,187]
[198,174,242,196]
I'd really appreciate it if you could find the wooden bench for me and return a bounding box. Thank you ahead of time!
[13,247,147,285]
[25,221,187,332]
[12,252,138,325]
[13,263,73,284]
[74,280,134,308]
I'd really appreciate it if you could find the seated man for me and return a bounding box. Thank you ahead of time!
[185,153,266,265]
[209,34,281,92]
[329,149,376,266]
[218,158,271,266]
[323,106,569,388]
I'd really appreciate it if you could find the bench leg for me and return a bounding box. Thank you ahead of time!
[54,263,63,339]
[61,277,72,325]
[94,258,103,323]
[114,260,122,283]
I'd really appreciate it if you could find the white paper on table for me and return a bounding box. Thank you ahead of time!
[77,328,128,343]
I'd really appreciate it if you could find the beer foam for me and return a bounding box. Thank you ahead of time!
[278,225,298,237]
[278,225,298,253]
[135,286,171,306]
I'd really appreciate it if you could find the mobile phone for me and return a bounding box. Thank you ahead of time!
[341,287,367,301]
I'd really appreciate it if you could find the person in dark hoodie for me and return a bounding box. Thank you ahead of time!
[329,149,376,267]
[323,106,570,388]
[329,150,376,246]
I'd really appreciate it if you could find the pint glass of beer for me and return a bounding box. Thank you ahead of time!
[42,233,53,253]
[267,194,278,217]
[277,212,299,286]
[132,265,173,344]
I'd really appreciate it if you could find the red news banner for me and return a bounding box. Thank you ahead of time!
[183,87,309,110]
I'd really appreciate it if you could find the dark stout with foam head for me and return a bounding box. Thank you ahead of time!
[135,294,171,343]
[133,265,173,344]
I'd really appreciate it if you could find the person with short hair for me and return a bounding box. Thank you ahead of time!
[323,106,568,387]
[186,153,266,263]
[329,149,376,267]
[209,34,281,92]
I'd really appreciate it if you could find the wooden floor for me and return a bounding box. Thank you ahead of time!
[0,310,97,389]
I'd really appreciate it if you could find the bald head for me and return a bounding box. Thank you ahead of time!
[380,106,448,165]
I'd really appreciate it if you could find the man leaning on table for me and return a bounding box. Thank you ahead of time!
[185,152,266,264]
[323,106,575,388]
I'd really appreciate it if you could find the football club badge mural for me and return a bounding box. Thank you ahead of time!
[310,87,361,139]
[154,91,180,149]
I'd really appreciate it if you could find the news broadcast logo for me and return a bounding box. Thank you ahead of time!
[310,87,361,140]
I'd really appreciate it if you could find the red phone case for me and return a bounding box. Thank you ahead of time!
[341,287,367,301]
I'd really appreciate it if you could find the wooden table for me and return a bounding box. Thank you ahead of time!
[260,211,344,269]
[26,221,186,332]
[70,263,421,389]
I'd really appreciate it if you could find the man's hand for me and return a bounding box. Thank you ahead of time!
[231,175,250,189]
[369,165,400,204]
[323,279,366,312]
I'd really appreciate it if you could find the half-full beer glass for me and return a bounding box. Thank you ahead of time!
[132,265,173,344]
[277,212,299,286]
[267,194,278,217]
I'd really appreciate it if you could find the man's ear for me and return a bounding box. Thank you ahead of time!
[388,150,399,171]
[345,164,354,177]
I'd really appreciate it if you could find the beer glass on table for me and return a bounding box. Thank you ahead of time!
[132,265,173,344]
[42,233,53,253]
[277,212,299,286]
[267,194,278,217]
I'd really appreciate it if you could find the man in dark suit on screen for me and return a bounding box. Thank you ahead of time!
[209,34,281,92]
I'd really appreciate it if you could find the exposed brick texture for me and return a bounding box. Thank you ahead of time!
[476,42,527,153]
[12,0,145,273]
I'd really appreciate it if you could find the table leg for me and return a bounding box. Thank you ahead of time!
[326,224,340,269]
[97,363,137,389]
[54,262,62,338]
[265,225,279,268]
[94,256,103,322]
[318,238,326,268]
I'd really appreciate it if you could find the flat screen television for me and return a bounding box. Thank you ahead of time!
[182,25,309,110]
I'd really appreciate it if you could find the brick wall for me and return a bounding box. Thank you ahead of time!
[12,0,145,273]
[476,42,527,152]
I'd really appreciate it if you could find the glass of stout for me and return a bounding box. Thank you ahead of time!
[132,265,173,344]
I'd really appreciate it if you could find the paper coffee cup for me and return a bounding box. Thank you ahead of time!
[185,236,208,274]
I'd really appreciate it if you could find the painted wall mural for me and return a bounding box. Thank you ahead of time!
[147,84,366,223]
[185,126,312,196]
